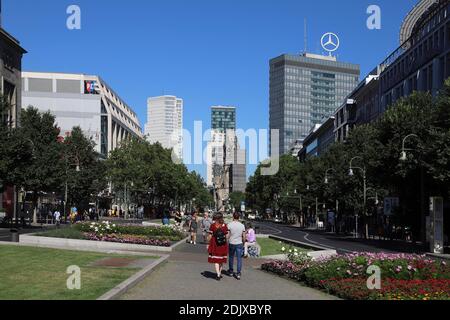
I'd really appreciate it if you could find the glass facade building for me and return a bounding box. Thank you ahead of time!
[211,107,236,132]
[269,53,360,155]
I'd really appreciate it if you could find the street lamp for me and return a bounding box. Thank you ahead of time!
[400,134,419,162]
[349,156,368,239]
[64,157,81,224]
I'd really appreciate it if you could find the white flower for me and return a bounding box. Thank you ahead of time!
[289,249,293,253]
[294,252,299,256]
[294,249,298,252]
[281,247,286,252]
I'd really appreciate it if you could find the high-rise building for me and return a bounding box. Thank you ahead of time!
[207,105,247,210]
[231,147,247,193]
[22,72,143,158]
[144,96,183,161]
[269,53,360,156]
[0,22,26,220]
[207,106,236,188]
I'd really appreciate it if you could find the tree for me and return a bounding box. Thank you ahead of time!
[229,191,245,212]
[11,107,64,222]
[62,126,107,215]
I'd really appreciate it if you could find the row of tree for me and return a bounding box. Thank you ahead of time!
[0,100,212,220]
[246,80,450,242]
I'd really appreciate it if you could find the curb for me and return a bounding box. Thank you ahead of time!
[97,254,170,300]
[269,235,332,252]
[19,233,187,253]
[426,253,450,261]
[172,236,190,250]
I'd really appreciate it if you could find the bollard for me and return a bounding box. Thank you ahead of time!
[10,229,19,243]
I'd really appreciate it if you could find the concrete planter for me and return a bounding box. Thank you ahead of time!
[265,235,338,261]
[19,234,188,253]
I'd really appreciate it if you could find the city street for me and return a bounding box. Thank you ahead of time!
[254,222,424,254]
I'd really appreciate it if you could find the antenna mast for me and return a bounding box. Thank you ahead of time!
[303,18,307,54]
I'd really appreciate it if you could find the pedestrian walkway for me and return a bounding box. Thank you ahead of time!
[120,236,338,300]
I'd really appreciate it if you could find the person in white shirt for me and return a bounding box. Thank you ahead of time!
[54,210,61,228]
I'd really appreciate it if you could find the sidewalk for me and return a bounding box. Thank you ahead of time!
[120,237,338,300]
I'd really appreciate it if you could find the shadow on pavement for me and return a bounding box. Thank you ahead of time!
[201,271,219,280]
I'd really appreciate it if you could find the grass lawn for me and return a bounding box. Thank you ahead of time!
[36,227,84,239]
[258,237,308,257]
[0,245,154,300]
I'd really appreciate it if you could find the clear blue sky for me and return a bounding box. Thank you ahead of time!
[4,0,418,181]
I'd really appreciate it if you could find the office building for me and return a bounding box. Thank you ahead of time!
[298,117,335,161]
[335,68,381,143]
[144,96,183,161]
[231,145,247,193]
[379,0,450,109]
[207,106,237,188]
[22,72,143,157]
[269,53,360,156]
[0,24,26,219]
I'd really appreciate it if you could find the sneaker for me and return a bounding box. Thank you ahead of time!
[193,242,196,245]
[226,270,234,277]
[235,273,241,280]
[216,275,221,281]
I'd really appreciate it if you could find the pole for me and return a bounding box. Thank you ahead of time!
[363,170,369,239]
[64,180,68,223]
[315,197,318,228]
[355,214,358,239]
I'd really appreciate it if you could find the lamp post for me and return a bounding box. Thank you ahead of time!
[349,156,368,239]
[64,157,80,224]
[400,134,419,162]
[399,133,425,244]
[324,168,338,232]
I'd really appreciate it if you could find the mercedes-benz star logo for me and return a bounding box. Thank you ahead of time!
[321,32,340,54]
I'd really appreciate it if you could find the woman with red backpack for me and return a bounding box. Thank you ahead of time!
[207,213,229,281]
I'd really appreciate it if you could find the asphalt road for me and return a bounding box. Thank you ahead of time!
[254,221,424,254]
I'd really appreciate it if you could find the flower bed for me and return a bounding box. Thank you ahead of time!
[36,221,186,248]
[261,252,450,300]
[320,278,450,300]
[84,233,171,247]
[74,221,186,242]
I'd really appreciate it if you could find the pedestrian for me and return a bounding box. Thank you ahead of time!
[201,212,213,244]
[227,212,246,280]
[244,223,257,258]
[189,212,198,244]
[162,210,170,226]
[53,209,61,228]
[207,213,229,281]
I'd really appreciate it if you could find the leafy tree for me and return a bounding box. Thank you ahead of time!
[62,126,107,215]
[229,191,245,212]
[11,107,64,219]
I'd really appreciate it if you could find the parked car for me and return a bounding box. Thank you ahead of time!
[247,213,256,221]
[273,216,282,224]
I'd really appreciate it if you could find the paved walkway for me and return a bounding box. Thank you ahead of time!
[120,234,337,300]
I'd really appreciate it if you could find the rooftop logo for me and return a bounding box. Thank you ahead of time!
[321,32,340,56]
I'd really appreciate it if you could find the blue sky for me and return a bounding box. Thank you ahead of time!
[4,0,418,181]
